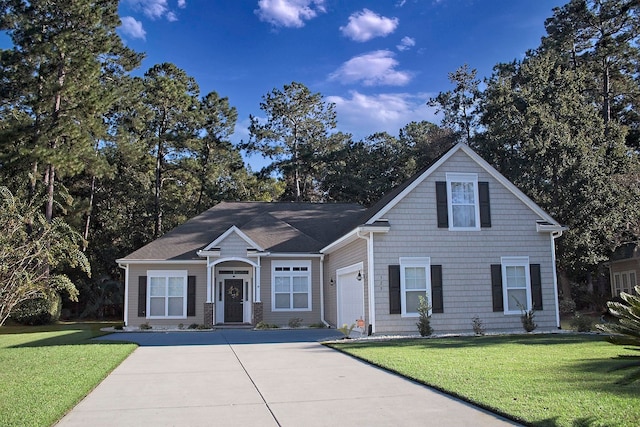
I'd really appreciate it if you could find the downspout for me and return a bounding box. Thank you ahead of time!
[357,230,375,334]
[118,263,129,327]
[551,230,563,329]
[319,254,330,327]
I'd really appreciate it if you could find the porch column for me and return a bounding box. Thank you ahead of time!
[255,258,261,303]
[206,257,212,302]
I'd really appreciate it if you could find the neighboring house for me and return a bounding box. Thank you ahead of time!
[117,143,566,334]
[607,243,639,296]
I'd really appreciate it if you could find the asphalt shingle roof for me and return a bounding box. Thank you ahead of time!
[121,201,366,261]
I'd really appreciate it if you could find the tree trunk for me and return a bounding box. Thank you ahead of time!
[155,141,163,238]
[83,174,96,250]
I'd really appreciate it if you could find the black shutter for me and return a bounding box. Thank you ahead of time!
[436,181,448,228]
[187,276,196,316]
[491,265,503,312]
[138,276,147,317]
[389,265,401,314]
[431,265,443,313]
[479,182,491,228]
[530,264,543,310]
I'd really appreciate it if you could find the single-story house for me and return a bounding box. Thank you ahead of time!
[117,143,566,334]
[607,243,639,296]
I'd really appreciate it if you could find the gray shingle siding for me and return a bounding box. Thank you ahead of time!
[372,150,557,333]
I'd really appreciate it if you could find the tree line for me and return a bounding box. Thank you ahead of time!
[0,0,638,323]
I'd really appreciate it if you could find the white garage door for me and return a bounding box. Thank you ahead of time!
[337,269,365,334]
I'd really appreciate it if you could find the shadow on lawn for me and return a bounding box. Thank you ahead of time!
[336,333,605,351]
[531,416,599,427]
[568,355,640,395]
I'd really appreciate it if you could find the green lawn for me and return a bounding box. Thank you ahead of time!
[329,334,640,427]
[0,322,136,427]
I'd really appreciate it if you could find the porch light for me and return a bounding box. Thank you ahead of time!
[330,278,334,286]
[357,271,362,281]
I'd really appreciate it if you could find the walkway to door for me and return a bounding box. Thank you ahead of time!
[55,329,519,426]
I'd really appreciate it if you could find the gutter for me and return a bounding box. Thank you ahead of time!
[319,254,330,328]
[356,230,376,335]
[118,263,129,326]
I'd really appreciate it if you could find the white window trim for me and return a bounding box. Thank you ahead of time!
[271,260,312,312]
[614,270,637,295]
[400,257,431,317]
[501,257,532,315]
[146,270,188,319]
[446,172,480,231]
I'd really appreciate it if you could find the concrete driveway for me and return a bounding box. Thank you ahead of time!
[55,329,519,427]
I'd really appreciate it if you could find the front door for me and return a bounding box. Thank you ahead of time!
[224,279,244,322]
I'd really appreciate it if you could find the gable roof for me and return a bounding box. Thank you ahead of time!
[119,201,366,261]
[360,143,562,227]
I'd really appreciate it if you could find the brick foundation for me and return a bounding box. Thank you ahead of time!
[204,302,215,327]
[252,302,263,325]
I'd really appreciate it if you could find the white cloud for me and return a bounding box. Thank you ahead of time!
[255,0,326,28]
[397,36,416,51]
[340,9,398,42]
[329,50,413,86]
[327,91,437,139]
[119,16,147,40]
[123,0,182,21]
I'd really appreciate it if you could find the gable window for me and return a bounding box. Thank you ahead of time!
[146,270,188,319]
[272,261,312,311]
[399,257,431,317]
[436,176,490,229]
[447,173,480,230]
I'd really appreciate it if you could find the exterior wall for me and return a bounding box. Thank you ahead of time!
[126,263,207,328]
[609,258,640,296]
[372,150,558,334]
[324,240,368,327]
[219,233,250,257]
[259,257,323,326]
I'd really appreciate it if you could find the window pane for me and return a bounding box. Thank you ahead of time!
[507,289,527,311]
[274,277,290,292]
[167,297,183,316]
[292,276,308,292]
[405,267,426,290]
[406,291,424,313]
[168,278,183,296]
[150,297,165,316]
[506,266,526,288]
[451,182,475,203]
[275,293,290,309]
[293,293,308,309]
[149,278,166,296]
[452,205,475,227]
[630,272,637,287]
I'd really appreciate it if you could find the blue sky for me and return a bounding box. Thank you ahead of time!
[4,1,566,170]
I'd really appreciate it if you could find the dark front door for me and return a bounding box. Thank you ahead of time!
[224,279,244,322]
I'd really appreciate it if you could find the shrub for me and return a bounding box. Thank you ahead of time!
[416,295,433,337]
[338,323,355,338]
[308,322,326,328]
[188,323,199,329]
[471,315,485,336]
[520,308,537,332]
[570,313,594,332]
[559,298,577,315]
[10,293,62,325]
[255,321,279,329]
[288,317,303,328]
[139,322,152,330]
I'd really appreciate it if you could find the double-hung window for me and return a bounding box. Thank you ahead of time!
[400,257,431,316]
[147,270,187,318]
[272,261,312,311]
[613,271,637,296]
[446,173,480,230]
[501,257,531,314]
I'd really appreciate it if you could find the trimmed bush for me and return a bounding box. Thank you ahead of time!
[10,293,62,325]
